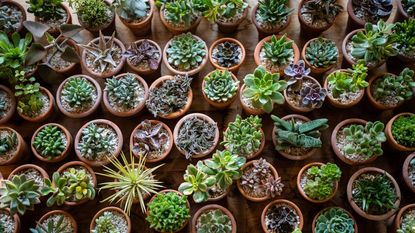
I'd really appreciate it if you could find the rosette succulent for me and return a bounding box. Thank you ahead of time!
[204,70,239,102]
[299,84,327,109]
[61,76,94,109]
[256,0,292,26]
[263,34,294,69]
[314,208,355,233]
[212,41,241,68]
[197,209,232,233]
[284,60,311,91]
[166,33,206,71]
[305,38,338,68]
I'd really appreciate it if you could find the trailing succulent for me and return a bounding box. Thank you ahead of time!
[0,131,17,156]
[61,76,94,109]
[262,34,294,69]
[123,39,160,70]
[392,114,415,148]
[160,0,198,27]
[77,123,117,160]
[402,0,415,17]
[305,38,338,68]
[204,70,239,102]
[197,209,232,233]
[0,5,23,34]
[328,62,368,98]
[394,19,415,56]
[105,73,143,110]
[113,0,150,21]
[352,0,392,23]
[303,163,341,200]
[30,215,70,233]
[373,68,415,103]
[301,0,342,24]
[314,207,355,233]
[132,120,170,157]
[256,0,292,26]
[27,0,66,21]
[166,33,206,71]
[68,0,113,28]
[91,211,118,233]
[33,125,66,160]
[397,212,415,233]
[265,204,299,233]
[212,41,241,68]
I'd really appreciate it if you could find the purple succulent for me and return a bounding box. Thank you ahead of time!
[123,40,160,70]
[300,84,327,109]
[284,60,311,91]
[132,120,169,156]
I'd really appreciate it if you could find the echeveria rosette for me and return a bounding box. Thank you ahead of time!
[284,60,311,91]
[300,84,327,109]
[178,162,216,203]
[204,70,239,102]
[314,207,355,233]
[166,33,206,71]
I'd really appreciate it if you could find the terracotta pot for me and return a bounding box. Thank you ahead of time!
[0,209,20,233]
[394,204,415,232]
[223,126,265,160]
[402,152,415,193]
[216,6,248,34]
[130,120,173,163]
[56,75,102,118]
[74,119,123,167]
[311,207,358,233]
[301,38,338,75]
[385,112,415,151]
[173,113,219,159]
[324,70,365,108]
[254,35,300,76]
[125,39,162,77]
[237,159,279,202]
[297,162,339,203]
[283,76,322,113]
[81,36,126,79]
[163,34,208,76]
[0,127,28,165]
[272,114,317,160]
[57,161,97,206]
[31,123,72,163]
[207,187,230,202]
[38,210,78,233]
[77,0,115,36]
[201,70,240,109]
[239,84,266,115]
[251,4,291,38]
[103,73,149,117]
[261,199,304,232]
[298,0,335,34]
[0,85,16,125]
[119,0,155,37]
[148,75,193,119]
[159,6,201,35]
[17,87,54,122]
[347,0,391,29]
[34,3,72,36]
[395,0,410,21]
[366,73,404,110]
[347,167,401,221]
[191,204,237,233]
[8,164,49,182]
[208,38,246,74]
[90,206,131,233]
[1,0,26,35]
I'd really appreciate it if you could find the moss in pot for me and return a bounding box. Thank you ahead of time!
[0,1,26,35]
[347,0,392,28]
[90,207,131,233]
[123,39,162,76]
[312,207,357,233]
[114,0,154,36]
[302,37,338,75]
[395,204,415,233]
[261,199,303,233]
[8,164,49,195]
[298,0,342,34]
[209,38,245,74]
[394,19,415,63]
[0,127,27,165]
[202,70,240,109]
[27,0,71,35]
[158,0,201,34]
[0,85,16,125]
[252,0,292,37]
[403,153,415,192]
[192,204,237,233]
[386,113,415,151]
[31,210,77,233]
[0,208,20,233]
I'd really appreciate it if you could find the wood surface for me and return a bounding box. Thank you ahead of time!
[1,0,415,232]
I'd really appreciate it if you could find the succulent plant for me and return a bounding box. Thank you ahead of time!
[68,0,112,29]
[240,158,271,190]
[397,212,415,233]
[33,125,66,160]
[113,0,150,21]
[27,0,65,20]
[212,41,241,68]
[198,0,248,22]
[30,215,70,233]
[263,34,294,68]
[162,0,197,27]
[392,115,415,148]
[265,204,299,233]
[14,72,44,117]
[303,163,341,200]
[91,211,118,233]
[256,0,292,25]
[352,0,392,23]
[0,131,16,156]
[61,76,94,109]
[305,38,338,68]
[77,123,117,161]
[203,70,239,102]
[373,68,415,103]
[0,94,6,113]
[314,207,355,233]
[284,60,311,91]
[0,5,23,34]
[328,62,368,98]
[402,0,415,17]
[0,32,32,74]
[299,83,327,109]
[105,73,143,110]
[123,40,160,70]
[265,176,284,198]
[394,19,415,56]
[166,33,206,71]
[302,0,342,24]
[178,162,216,203]
[132,120,170,157]
[197,209,232,233]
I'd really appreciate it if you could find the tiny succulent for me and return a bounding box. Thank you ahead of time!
[397,212,415,233]
[132,120,170,157]
[265,176,284,198]
[263,34,294,68]
[256,0,292,26]
[402,0,415,18]
[305,38,338,68]
[0,131,17,156]
[197,209,232,233]
[284,60,311,91]
[178,162,216,203]
[265,204,300,233]
[77,123,117,161]
[203,70,239,102]
[0,5,23,34]
[303,163,342,200]
[166,33,206,71]
[394,19,415,56]
[123,39,160,70]
[392,114,415,148]
[27,0,65,20]
[113,0,150,21]
[301,0,343,24]
[14,73,44,117]
[212,41,241,68]
[162,0,197,27]
[352,0,392,23]
[198,0,248,22]
[314,207,355,233]
[68,0,112,29]
[33,125,66,160]
[30,215,70,233]
[61,76,94,109]
[299,83,327,109]
[105,73,143,110]
[328,62,368,98]
[373,68,415,103]
[91,211,118,233]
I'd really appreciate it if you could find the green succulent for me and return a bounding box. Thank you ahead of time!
[77,123,117,161]
[0,5,23,34]
[92,211,118,233]
[197,209,232,233]
[27,0,65,20]
[178,163,216,203]
[292,228,302,233]
[373,68,415,103]
[402,0,415,18]
[105,73,143,109]
[33,125,66,160]
[0,32,32,75]
[198,0,248,22]
[68,0,113,29]
[30,215,71,233]
[0,94,6,112]
[61,76,94,108]
[212,41,241,68]
[15,72,44,117]
[163,0,197,27]
[0,131,16,156]
[305,38,338,68]
[203,70,239,102]
[263,34,294,68]
[301,0,342,24]
[392,114,415,148]
[113,0,149,21]
[397,212,415,233]
[314,207,355,233]
[303,163,341,200]
[328,62,368,98]
[256,0,292,25]
[166,33,206,71]
[394,19,415,56]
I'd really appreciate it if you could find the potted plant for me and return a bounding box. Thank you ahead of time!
[8,164,49,196]
[0,0,26,35]
[0,127,27,165]
[396,0,415,20]
[261,199,303,233]
[385,112,415,151]
[103,73,149,117]
[394,19,415,63]
[146,75,193,119]
[312,207,357,233]
[402,153,415,193]
[31,123,72,163]
[163,33,208,76]
[202,69,240,109]
[367,68,415,110]
[0,208,20,233]
[271,115,328,160]
[114,0,155,36]
[283,60,327,112]
[324,62,368,108]
[347,167,401,221]
[123,39,162,76]
[0,85,16,125]
[79,31,126,79]
[31,210,77,233]
[56,75,102,118]
[191,204,237,233]
[16,83,55,123]
[173,113,219,159]
[298,0,342,34]
[302,37,339,74]
[75,119,123,167]
[158,0,201,34]
[331,119,386,165]
[347,0,392,28]
[146,189,190,233]
[254,34,300,75]
[395,204,415,233]
[27,0,71,35]
[222,115,265,159]
[251,0,292,37]
[240,66,288,114]
[90,207,131,233]
[208,38,245,73]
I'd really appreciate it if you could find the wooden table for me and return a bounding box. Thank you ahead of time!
[2,0,415,232]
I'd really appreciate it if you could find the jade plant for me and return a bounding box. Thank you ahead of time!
[394,19,415,57]
[68,0,113,29]
[196,209,232,233]
[0,131,16,157]
[402,0,415,18]
[61,76,95,110]
[262,34,294,71]
[203,70,239,102]
[30,215,69,233]
[113,0,150,21]
[264,203,300,233]
[166,33,206,71]
[256,0,292,29]
[91,212,118,233]
[328,62,368,98]
[33,125,66,160]
[0,5,23,34]
[305,38,338,68]
[392,114,415,148]
[105,73,145,110]
[373,68,415,105]
[27,0,66,21]
[302,163,341,200]
[301,0,342,25]
[158,0,198,27]
[314,207,355,233]
[77,123,117,161]
[123,40,160,70]
[211,41,241,68]
[352,0,392,23]
[132,120,170,158]
[397,212,415,233]
[198,0,248,23]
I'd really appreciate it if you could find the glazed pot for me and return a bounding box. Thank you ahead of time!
[216,6,248,34]
[34,3,72,36]
[173,113,219,159]
[302,38,338,75]
[311,207,358,233]
[159,6,201,35]
[38,210,78,233]
[0,85,16,125]
[208,38,246,74]
[77,0,115,36]
[223,127,265,160]
[0,208,20,233]
[74,119,123,167]
[261,199,304,233]
[119,0,155,37]
[394,204,415,232]
[298,0,336,34]
[56,75,102,118]
[239,84,266,115]
[8,164,49,182]
[90,206,131,233]
[202,70,240,109]
[347,167,401,221]
[283,76,322,113]
[1,0,26,35]
[17,87,54,122]
[324,70,365,108]
[125,39,162,77]
[366,73,404,110]
[251,4,291,38]
[31,123,72,163]
[103,73,149,117]
[191,204,237,233]
[0,127,28,165]
[385,112,415,151]
[402,152,415,193]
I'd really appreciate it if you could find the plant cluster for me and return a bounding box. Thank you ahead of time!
[132,120,170,157]
[27,0,65,20]
[262,34,294,68]
[328,62,368,97]
[197,209,232,233]
[265,204,299,233]
[68,0,112,28]
[402,0,415,17]
[394,19,415,56]
[30,215,69,233]
[301,0,342,24]
[212,41,241,68]
[113,0,150,21]
[204,70,239,102]
[105,73,143,110]
[303,163,341,200]
[77,123,117,161]
[15,72,45,117]
[392,115,415,148]
[256,0,292,26]
[0,131,16,156]
[373,68,415,103]
[123,40,160,70]
[91,211,118,233]
[0,5,23,34]
[397,212,415,233]
[166,33,206,71]
[305,38,338,68]
[33,125,66,160]
[199,0,248,22]
[61,76,94,109]
[0,93,7,114]
[352,0,392,22]
[314,207,355,233]
[161,0,198,27]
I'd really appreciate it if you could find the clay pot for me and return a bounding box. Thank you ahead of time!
[74,119,123,167]
[272,114,317,160]
[366,73,404,110]
[103,73,149,117]
[1,0,26,35]
[347,167,401,221]
[311,207,358,233]
[159,6,201,35]
[208,38,246,74]
[56,75,102,118]
[119,0,155,37]
[394,204,415,232]
[163,34,208,76]
[298,0,336,34]
[385,112,415,151]
[35,4,72,36]
[77,0,115,36]
[261,199,304,233]
[148,75,193,119]
[302,38,338,75]
[125,39,162,77]
[239,84,266,115]
[216,6,248,34]
[31,123,72,163]
[201,70,240,109]
[8,164,49,183]
[402,152,415,193]
[347,0,391,29]
[237,159,279,202]
[38,210,78,233]
[0,85,16,125]
[0,127,28,165]
[191,204,237,233]
[57,161,97,206]
[130,120,173,163]
[17,87,54,122]
[173,113,219,159]
[297,162,339,203]
[324,70,365,108]
[251,4,291,38]
[395,0,410,21]
[283,76,322,113]
[207,187,230,202]
[90,207,131,233]
[0,209,20,233]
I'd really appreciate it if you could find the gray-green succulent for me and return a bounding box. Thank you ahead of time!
[33,125,66,160]
[204,70,239,102]
[197,209,232,233]
[263,34,294,69]
[373,68,415,103]
[305,38,338,68]
[105,73,144,110]
[113,0,150,21]
[0,131,17,156]
[256,0,292,26]
[314,207,355,233]
[91,211,118,233]
[0,5,23,34]
[166,33,206,71]
[77,123,117,161]
[61,76,94,109]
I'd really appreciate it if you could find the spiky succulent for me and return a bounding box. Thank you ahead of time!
[198,0,248,22]
[352,0,392,23]
[402,0,415,17]
[113,0,150,21]
[163,0,197,26]
[301,0,342,24]
[394,19,415,56]
[328,62,368,97]
[256,0,292,25]
[0,131,17,156]
[305,38,338,68]
[132,120,170,157]
[123,40,160,70]
[212,41,241,68]
[284,60,311,91]
[263,34,294,68]
[392,114,415,148]
[299,84,327,109]
[373,68,415,103]
[179,162,216,203]
[314,208,355,233]
[204,70,239,102]
[30,215,71,233]
[0,5,23,34]
[303,163,341,200]
[91,211,118,233]
[61,76,94,109]
[166,33,206,71]
[33,125,66,160]
[265,204,300,233]
[105,73,143,110]
[197,209,232,233]
[77,123,117,161]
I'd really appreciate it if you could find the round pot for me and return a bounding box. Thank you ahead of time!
[396,0,410,21]
[57,161,97,206]
[159,6,201,35]
[366,73,404,110]
[239,84,266,115]
[162,34,208,76]
[347,0,392,29]
[129,120,173,163]
[90,206,131,233]
[1,0,26,35]
[17,86,54,122]
[148,75,193,119]
[119,0,154,37]
[56,75,102,118]
[31,123,72,163]
[223,127,265,160]
[272,114,317,160]
[385,112,415,151]
[173,113,219,159]
[311,207,358,233]
[216,6,248,34]
[201,70,240,109]
[0,208,20,233]
[38,210,78,233]
[103,73,149,117]
[0,127,28,165]
[0,85,16,125]
[8,164,49,182]
[301,38,338,75]
[261,199,304,233]
[394,204,415,232]
[34,3,72,36]
[298,0,335,34]
[283,76,322,113]
[324,70,365,108]
[74,119,123,167]
[191,204,237,233]
[77,0,115,36]
[402,152,415,193]
[347,167,401,221]
[251,4,291,38]
[125,39,162,76]
[208,37,246,74]
[296,162,339,203]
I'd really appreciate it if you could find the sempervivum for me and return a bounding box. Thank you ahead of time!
[204,70,239,102]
